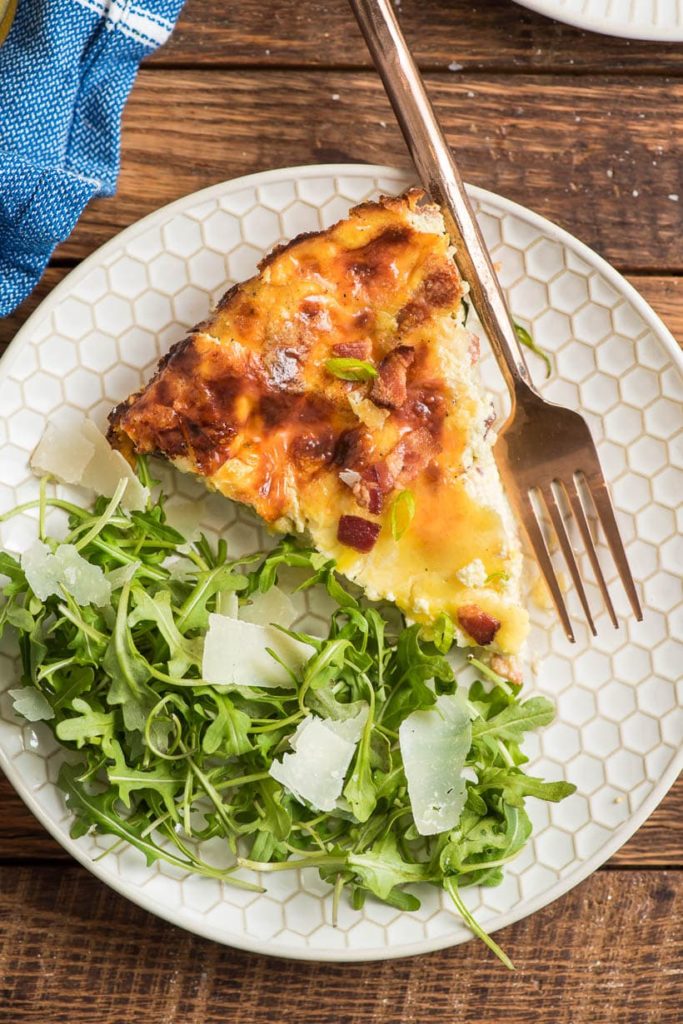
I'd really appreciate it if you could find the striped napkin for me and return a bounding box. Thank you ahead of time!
[0,0,185,317]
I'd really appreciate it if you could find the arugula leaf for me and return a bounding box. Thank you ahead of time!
[348,834,431,899]
[129,586,202,675]
[56,697,115,747]
[472,696,555,743]
[176,564,248,633]
[477,767,576,807]
[58,763,260,888]
[444,877,514,970]
[49,666,95,713]
[201,692,252,757]
[0,551,26,596]
[9,686,54,722]
[514,322,552,379]
[344,704,377,822]
[104,736,180,818]
[381,626,450,729]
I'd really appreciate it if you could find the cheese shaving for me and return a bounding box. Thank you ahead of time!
[201,612,314,688]
[31,419,148,512]
[239,585,297,629]
[269,709,367,811]
[399,691,472,836]
[21,540,111,606]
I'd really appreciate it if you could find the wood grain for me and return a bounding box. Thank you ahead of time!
[54,71,683,270]
[1,9,681,1011]
[2,270,680,355]
[1,770,681,865]
[152,0,683,73]
[0,865,681,1024]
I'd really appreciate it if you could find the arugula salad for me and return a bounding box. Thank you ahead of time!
[0,461,574,968]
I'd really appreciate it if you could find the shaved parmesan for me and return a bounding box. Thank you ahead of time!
[80,420,148,512]
[270,710,367,811]
[164,556,197,581]
[105,561,140,591]
[239,586,297,629]
[324,705,369,743]
[399,691,472,836]
[31,422,95,483]
[21,541,111,606]
[31,419,148,512]
[201,612,314,688]
[20,540,62,599]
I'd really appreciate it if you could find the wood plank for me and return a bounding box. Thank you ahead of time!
[151,0,683,73]
[55,71,683,270]
[0,864,681,1023]
[2,270,680,356]
[1,771,681,866]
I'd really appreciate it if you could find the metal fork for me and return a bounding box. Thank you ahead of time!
[349,0,642,640]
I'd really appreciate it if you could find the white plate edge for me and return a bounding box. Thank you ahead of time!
[514,0,683,41]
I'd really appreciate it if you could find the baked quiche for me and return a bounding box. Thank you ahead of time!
[108,190,529,654]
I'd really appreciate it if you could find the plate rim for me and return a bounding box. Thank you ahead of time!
[1,162,681,963]
[513,0,683,41]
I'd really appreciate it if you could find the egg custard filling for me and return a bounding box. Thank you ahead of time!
[108,189,529,654]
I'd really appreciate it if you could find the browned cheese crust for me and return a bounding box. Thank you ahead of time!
[109,189,461,525]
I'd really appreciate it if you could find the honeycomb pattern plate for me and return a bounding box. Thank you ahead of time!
[0,164,681,962]
[514,0,683,40]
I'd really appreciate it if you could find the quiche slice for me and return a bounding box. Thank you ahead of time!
[109,189,529,654]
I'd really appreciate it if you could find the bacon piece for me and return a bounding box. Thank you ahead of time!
[334,426,370,469]
[370,345,415,409]
[396,264,462,331]
[332,340,373,360]
[355,463,395,515]
[290,429,336,468]
[337,515,381,553]
[457,605,501,646]
[385,427,437,486]
[337,425,437,513]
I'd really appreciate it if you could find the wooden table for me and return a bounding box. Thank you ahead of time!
[1,2,681,1020]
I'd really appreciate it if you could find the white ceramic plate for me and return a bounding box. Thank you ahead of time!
[514,0,683,40]
[0,164,681,962]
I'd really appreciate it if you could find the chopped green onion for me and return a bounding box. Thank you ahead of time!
[389,489,416,541]
[431,612,455,654]
[485,571,510,586]
[325,357,378,382]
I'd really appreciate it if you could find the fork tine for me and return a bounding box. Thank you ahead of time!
[563,477,619,629]
[541,485,597,637]
[582,471,643,621]
[520,493,575,642]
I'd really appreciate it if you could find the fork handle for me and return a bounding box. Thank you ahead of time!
[348,0,536,399]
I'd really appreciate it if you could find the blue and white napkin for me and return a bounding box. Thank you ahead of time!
[0,0,185,317]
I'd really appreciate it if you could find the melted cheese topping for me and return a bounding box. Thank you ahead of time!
[109,190,529,653]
